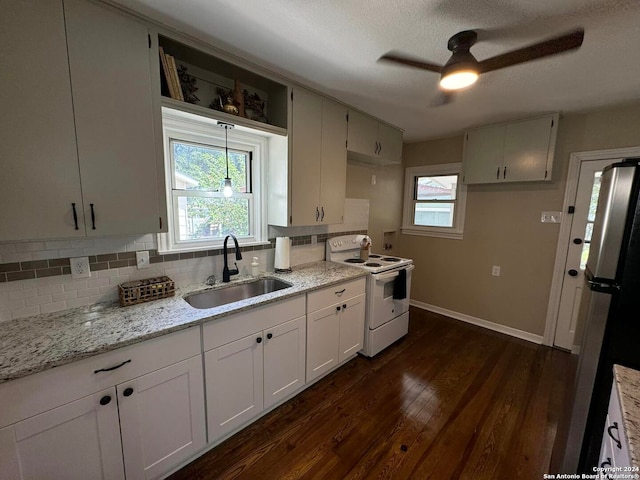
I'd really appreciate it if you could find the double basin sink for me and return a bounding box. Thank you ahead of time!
[184,278,292,309]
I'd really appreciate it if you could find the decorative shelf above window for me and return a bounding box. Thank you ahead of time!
[158,35,288,136]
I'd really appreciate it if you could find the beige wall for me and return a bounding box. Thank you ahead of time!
[366,101,640,337]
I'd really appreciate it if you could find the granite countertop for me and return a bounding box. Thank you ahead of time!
[0,261,367,384]
[613,364,640,466]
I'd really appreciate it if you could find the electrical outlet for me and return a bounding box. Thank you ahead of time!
[541,211,562,223]
[492,265,501,277]
[136,251,150,269]
[70,257,91,279]
[371,174,377,185]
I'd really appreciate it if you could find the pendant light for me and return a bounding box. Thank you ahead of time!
[218,122,234,197]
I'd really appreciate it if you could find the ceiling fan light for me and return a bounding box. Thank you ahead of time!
[439,69,479,90]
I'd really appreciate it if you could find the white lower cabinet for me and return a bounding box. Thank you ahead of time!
[203,296,307,444]
[0,327,204,480]
[599,381,631,470]
[306,278,366,382]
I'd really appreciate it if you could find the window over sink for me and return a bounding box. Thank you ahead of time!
[158,107,268,253]
[401,163,467,239]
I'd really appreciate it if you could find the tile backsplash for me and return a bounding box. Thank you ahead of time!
[0,199,369,322]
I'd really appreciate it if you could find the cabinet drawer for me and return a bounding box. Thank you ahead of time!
[0,326,200,428]
[203,296,305,351]
[307,278,366,313]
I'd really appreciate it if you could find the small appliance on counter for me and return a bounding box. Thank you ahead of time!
[274,236,291,273]
[326,234,414,356]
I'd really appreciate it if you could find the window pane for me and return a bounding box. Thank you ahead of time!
[587,172,602,222]
[172,141,248,193]
[177,196,249,241]
[416,175,457,200]
[414,202,455,227]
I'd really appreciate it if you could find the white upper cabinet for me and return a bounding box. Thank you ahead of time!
[0,0,165,242]
[462,113,559,184]
[65,0,164,236]
[347,110,403,165]
[0,0,84,241]
[270,87,347,226]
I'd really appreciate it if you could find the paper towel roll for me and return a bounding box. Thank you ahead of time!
[274,237,291,271]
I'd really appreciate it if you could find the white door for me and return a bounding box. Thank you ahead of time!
[263,316,306,409]
[554,159,617,350]
[319,98,348,224]
[118,356,206,480]
[306,304,340,381]
[0,388,124,480]
[205,333,264,442]
[338,294,366,362]
[65,0,162,236]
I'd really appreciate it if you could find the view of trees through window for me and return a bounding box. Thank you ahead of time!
[581,171,602,269]
[171,141,251,241]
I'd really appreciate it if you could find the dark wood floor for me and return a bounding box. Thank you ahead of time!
[169,307,572,480]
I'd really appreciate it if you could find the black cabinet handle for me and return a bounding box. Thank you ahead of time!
[378,142,382,155]
[90,203,96,230]
[496,167,500,180]
[267,333,273,339]
[123,387,134,397]
[315,207,320,222]
[99,395,111,406]
[256,337,262,343]
[343,304,347,309]
[337,306,341,311]
[72,203,79,230]
[503,166,507,179]
[601,457,612,468]
[321,207,325,221]
[608,422,622,449]
[568,269,579,277]
[94,359,131,374]
[335,289,346,295]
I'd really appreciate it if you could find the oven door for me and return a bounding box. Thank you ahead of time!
[369,265,414,329]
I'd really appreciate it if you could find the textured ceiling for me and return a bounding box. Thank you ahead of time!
[113,0,640,142]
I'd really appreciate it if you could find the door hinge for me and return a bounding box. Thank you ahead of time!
[568,206,575,214]
[148,34,151,48]
[345,140,348,148]
[290,91,293,101]
[545,169,548,178]
[289,215,292,224]
[551,119,554,127]
[159,216,163,229]
[346,113,349,122]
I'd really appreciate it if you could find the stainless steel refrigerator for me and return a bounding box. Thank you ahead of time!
[562,158,640,472]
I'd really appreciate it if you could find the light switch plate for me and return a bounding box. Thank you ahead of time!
[70,256,91,279]
[136,251,150,269]
[541,211,563,223]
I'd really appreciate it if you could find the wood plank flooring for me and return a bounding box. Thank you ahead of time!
[168,307,571,480]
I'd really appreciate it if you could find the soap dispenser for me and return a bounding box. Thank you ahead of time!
[251,257,259,277]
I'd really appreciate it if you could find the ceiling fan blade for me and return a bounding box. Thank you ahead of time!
[477,28,584,73]
[430,91,455,107]
[378,52,443,73]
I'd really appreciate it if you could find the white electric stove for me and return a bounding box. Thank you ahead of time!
[326,235,414,356]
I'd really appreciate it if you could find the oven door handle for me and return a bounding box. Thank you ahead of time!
[374,265,414,282]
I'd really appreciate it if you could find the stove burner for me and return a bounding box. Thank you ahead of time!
[368,254,381,258]
[382,257,400,262]
[365,262,381,267]
[345,258,365,264]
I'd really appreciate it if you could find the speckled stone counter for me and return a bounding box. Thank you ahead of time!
[0,261,367,384]
[613,364,640,467]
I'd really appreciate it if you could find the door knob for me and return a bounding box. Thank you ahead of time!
[123,387,134,397]
[568,269,579,277]
[100,395,111,405]
[573,238,583,245]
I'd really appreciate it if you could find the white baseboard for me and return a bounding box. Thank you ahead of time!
[410,300,544,345]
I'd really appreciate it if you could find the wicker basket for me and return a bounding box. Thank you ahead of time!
[118,276,175,307]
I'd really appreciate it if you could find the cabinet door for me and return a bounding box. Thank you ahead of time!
[462,125,505,184]
[377,122,403,164]
[263,316,306,409]
[0,388,124,480]
[306,304,341,382]
[503,116,554,182]
[64,0,162,236]
[118,356,206,480]
[339,294,366,362]
[205,333,264,442]
[347,110,378,156]
[0,0,85,241]
[319,99,348,224]
[290,87,322,225]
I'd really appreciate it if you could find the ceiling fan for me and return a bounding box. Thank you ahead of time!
[380,28,584,106]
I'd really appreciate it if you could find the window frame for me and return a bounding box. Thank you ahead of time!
[401,163,467,240]
[158,107,269,254]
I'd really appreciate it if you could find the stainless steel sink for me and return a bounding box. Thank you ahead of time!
[184,278,292,309]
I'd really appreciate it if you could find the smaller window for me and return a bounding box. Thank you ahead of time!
[402,163,467,239]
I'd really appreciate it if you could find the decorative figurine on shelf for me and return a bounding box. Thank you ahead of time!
[177,65,199,104]
[233,80,245,117]
[243,90,267,123]
[222,96,239,115]
[211,87,238,115]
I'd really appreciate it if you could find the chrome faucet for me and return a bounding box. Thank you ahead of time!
[222,235,242,282]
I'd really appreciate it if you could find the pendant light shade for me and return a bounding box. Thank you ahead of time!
[218,122,235,197]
